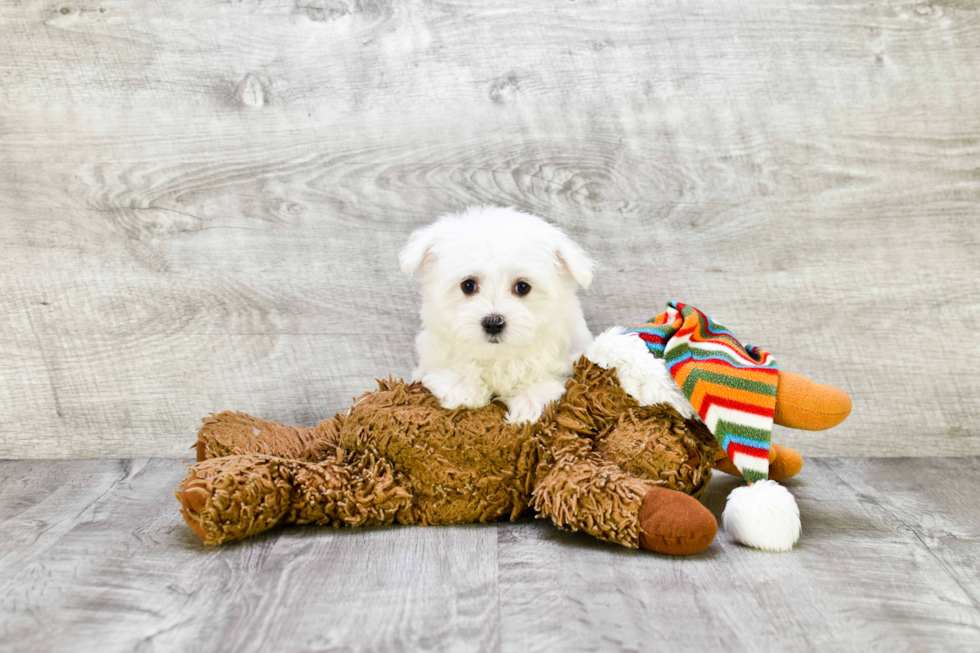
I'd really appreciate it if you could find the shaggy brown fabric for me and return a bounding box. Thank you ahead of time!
[178,358,720,550]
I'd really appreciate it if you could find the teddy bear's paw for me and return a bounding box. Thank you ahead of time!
[638,487,717,555]
[177,477,212,542]
[176,457,294,546]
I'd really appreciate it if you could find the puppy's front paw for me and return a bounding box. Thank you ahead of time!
[504,395,545,424]
[422,369,490,410]
[503,380,567,424]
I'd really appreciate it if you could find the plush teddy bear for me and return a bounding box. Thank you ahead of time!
[176,305,851,555]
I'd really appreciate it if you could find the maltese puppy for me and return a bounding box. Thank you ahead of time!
[399,205,595,424]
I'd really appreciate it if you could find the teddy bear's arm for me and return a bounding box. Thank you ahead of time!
[195,411,344,462]
[178,451,412,546]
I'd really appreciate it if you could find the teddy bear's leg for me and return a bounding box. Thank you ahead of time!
[593,410,717,498]
[532,458,717,556]
[177,451,411,546]
[195,411,343,462]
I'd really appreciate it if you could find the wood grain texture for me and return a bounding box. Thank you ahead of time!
[0,458,978,652]
[1,0,979,458]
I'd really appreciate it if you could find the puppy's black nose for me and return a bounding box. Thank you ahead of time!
[482,314,506,335]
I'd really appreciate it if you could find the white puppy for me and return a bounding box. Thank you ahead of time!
[399,205,595,424]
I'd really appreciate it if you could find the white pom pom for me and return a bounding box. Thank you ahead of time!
[722,480,801,552]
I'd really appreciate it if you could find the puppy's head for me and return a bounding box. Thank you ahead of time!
[400,205,594,356]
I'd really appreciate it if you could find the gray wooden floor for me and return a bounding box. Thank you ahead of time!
[1,458,978,652]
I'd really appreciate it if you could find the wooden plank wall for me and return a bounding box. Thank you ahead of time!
[1,0,978,459]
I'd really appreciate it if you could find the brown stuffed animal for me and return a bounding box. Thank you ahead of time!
[176,349,849,555]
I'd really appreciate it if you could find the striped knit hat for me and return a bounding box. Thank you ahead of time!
[626,302,778,482]
[586,302,801,551]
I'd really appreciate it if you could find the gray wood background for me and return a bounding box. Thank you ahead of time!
[1,0,978,459]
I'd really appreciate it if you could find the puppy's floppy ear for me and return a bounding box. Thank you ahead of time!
[399,223,437,277]
[554,231,596,289]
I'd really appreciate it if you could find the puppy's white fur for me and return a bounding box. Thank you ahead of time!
[400,205,595,424]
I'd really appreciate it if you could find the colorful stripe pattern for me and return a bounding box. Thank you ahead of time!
[627,302,778,482]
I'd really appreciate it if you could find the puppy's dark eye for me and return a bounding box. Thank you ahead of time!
[514,281,532,296]
[461,279,478,295]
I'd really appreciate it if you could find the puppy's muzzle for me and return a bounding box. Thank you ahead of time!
[481,314,506,338]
